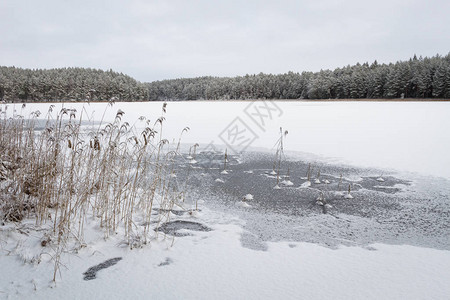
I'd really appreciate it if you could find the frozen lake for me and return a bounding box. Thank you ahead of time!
[8,100,450,179]
[2,100,450,299]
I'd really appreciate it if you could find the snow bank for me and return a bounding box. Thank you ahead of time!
[1,212,449,300]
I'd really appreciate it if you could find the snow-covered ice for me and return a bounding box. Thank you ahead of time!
[9,101,450,179]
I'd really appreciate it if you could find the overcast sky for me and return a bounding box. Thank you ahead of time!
[1,0,449,82]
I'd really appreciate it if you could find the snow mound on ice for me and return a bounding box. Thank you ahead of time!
[236,201,252,208]
[281,180,294,186]
[299,181,311,188]
[344,193,354,199]
[243,194,254,201]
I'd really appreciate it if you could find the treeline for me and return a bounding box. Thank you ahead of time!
[0,67,148,102]
[148,53,450,100]
[1,54,449,102]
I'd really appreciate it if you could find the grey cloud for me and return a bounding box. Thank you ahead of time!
[1,0,449,82]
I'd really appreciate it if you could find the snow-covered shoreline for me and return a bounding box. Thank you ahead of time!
[1,204,449,300]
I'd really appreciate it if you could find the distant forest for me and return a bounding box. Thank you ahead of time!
[148,53,450,100]
[1,53,449,102]
[0,67,148,102]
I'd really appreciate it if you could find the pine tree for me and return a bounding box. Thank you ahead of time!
[432,62,450,98]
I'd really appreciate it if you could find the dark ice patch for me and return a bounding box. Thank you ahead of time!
[169,150,450,251]
[83,257,122,281]
[240,231,268,251]
[153,208,186,216]
[158,257,173,267]
[359,176,410,194]
[157,220,211,237]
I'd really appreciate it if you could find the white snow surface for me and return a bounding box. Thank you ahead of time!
[1,207,449,300]
[8,100,450,179]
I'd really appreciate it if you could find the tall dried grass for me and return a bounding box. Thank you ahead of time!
[0,101,190,281]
